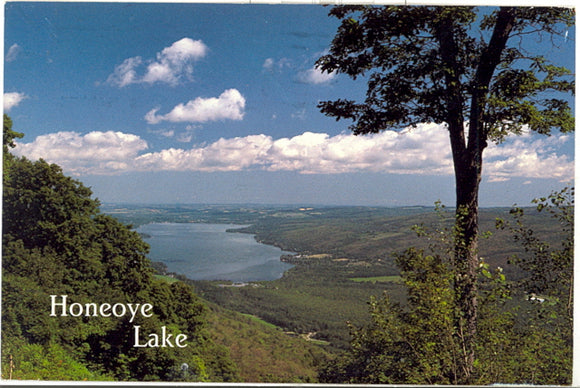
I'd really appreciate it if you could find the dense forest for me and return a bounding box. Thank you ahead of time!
[1,115,243,381]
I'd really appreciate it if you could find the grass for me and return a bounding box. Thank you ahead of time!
[241,313,280,330]
[349,275,403,283]
[154,274,180,283]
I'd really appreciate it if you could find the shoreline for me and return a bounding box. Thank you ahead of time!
[140,222,296,283]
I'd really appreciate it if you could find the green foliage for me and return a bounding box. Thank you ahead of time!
[317,6,573,139]
[194,263,402,352]
[2,114,23,169]
[487,186,574,385]
[2,116,238,382]
[320,188,573,385]
[3,114,22,150]
[509,187,572,305]
[2,338,111,381]
[320,248,459,384]
[206,303,330,383]
[3,156,100,265]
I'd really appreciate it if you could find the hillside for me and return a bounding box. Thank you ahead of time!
[205,303,331,383]
[1,117,334,383]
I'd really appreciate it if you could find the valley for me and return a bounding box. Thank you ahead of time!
[105,203,563,357]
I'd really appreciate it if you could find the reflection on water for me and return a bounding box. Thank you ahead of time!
[137,223,294,282]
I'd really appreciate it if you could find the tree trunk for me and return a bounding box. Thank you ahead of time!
[452,150,482,382]
[435,14,482,382]
[442,8,516,382]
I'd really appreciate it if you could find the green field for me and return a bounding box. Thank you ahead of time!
[349,275,402,283]
[240,313,279,330]
[154,274,180,283]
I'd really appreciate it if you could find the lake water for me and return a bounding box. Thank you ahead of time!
[137,223,294,282]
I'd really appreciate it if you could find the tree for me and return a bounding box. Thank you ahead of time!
[3,114,23,176]
[317,6,574,381]
[3,114,23,157]
[496,186,573,350]
[320,188,573,384]
[320,249,459,384]
[498,186,574,320]
[2,116,239,381]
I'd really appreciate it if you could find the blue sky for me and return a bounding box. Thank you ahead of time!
[3,2,575,206]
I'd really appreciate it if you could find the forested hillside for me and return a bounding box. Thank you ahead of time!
[1,115,240,381]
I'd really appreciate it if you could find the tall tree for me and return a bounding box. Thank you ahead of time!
[317,6,574,381]
[3,114,23,170]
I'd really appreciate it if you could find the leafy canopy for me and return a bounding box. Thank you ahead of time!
[317,6,574,141]
[2,116,239,381]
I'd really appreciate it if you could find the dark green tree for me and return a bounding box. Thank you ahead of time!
[2,116,239,381]
[317,6,574,380]
[3,114,23,164]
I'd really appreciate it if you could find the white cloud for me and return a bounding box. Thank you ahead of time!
[107,38,207,87]
[13,131,148,175]
[145,89,246,124]
[263,57,291,72]
[142,38,207,85]
[3,92,27,112]
[265,123,453,174]
[12,123,573,181]
[135,134,272,172]
[484,130,574,182]
[262,58,274,71]
[107,57,143,87]
[6,43,21,62]
[297,66,336,84]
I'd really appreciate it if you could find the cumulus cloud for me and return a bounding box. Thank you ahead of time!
[13,131,148,175]
[3,92,27,112]
[12,124,573,181]
[484,130,574,183]
[135,134,272,172]
[6,43,21,62]
[264,124,453,174]
[107,38,207,87]
[145,89,246,124]
[297,66,336,84]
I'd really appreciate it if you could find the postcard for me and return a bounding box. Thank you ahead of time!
[2,1,575,385]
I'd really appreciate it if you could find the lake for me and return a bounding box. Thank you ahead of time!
[136,223,294,282]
